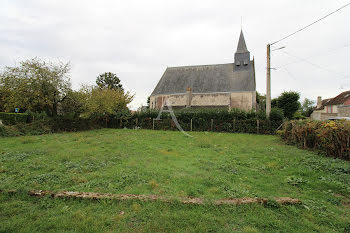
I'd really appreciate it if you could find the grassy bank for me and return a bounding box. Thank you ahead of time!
[1,129,349,232]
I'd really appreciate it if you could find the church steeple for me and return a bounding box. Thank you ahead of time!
[234,29,250,66]
[236,30,248,53]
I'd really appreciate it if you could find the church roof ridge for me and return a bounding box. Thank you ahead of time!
[167,63,234,70]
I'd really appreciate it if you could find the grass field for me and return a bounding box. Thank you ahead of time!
[0,129,349,232]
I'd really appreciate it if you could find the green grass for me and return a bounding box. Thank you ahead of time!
[1,129,349,232]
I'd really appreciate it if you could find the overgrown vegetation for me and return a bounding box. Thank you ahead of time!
[278,120,350,160]
[0,129,349,232]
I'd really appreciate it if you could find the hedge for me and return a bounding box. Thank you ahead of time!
[107,109,284,135]
[278,120,350,160]
[0,112,28,125]
[0,109,284,137]
[0,118,101,137]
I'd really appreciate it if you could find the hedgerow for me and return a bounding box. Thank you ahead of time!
[0,108,284,137]
[0,113,28,125]
[278,120,350,160]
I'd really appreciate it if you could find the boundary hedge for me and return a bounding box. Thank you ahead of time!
[0,109,284,137]
[278,120,350,160]
[0,113,28,125]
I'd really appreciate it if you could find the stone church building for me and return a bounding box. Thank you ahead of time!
[150,30,256,110]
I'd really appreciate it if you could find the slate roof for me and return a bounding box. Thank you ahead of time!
[324,90,350,106]
[151,30,255,96]
[236,30,248,53]
[151,63,255,95]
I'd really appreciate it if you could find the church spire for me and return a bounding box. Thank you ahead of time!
[236,30,248,53]
[234,29,250,66]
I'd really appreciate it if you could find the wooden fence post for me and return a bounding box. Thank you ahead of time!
[257,119,260,134]
[152,118,155,130]
[190,119,193,131]
[211,119,213,132]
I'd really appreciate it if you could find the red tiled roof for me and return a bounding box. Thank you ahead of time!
[324,90,350,106]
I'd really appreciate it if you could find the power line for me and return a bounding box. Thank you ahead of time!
[275,43,350,68]
[280,50,350,79]
[271,2,350,45]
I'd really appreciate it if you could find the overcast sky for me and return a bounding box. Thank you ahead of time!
[1,0,350,109]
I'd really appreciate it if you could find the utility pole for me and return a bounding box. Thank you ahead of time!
[266,44,271,117]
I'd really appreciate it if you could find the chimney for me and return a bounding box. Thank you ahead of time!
[186,87,192,108]
[317,96,322,108]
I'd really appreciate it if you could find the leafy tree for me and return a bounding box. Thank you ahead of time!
[80,85,133,119]
[301,98,315,117]
[275,91,301,119]
[0,90,5,112]
[271,98,278,108]
[58,90,85,118]
[96,72,123,90]
[0,58,71,116]
[256,91,266,111]
[147,96,150,109]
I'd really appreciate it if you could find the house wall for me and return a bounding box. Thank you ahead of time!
[320,113,338,121]
[338,105,350,117]
[311,111,338,120]
[310,111,321,120]
[325,105,338,113]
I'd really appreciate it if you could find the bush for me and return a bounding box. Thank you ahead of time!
[278,120,350,160]
[0,112,28,125]
[269,108,284,122]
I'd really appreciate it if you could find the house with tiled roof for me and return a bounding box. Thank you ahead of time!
[311,90,350,120]
[149,30,256,111]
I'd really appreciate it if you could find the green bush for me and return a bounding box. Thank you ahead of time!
[0,112,28,125]
[278,120,350,160]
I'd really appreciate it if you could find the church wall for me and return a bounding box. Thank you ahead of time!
[151,92,256,111]
[230,92,254,111]
[150,96,156,109]
[150,94,187,109]
[191,93,230,106]
[168,94,187,106]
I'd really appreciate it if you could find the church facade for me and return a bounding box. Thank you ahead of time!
[150,30,256,111]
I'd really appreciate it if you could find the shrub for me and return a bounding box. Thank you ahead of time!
[0,112,28,125]
[279,120,350,160]
[269,108,284,122]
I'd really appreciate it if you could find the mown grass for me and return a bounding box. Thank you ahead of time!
[0,129,349,232]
